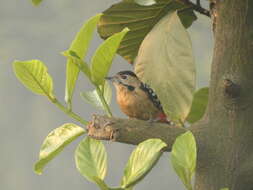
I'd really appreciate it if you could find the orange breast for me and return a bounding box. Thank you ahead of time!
[116,87,161,120]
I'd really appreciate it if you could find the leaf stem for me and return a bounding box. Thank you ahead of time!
[180,0,210,17]
[95,86,113,117]
[66,54,112,117]
[50,97,89,125]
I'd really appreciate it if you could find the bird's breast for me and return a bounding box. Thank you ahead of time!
[116,88,160,120]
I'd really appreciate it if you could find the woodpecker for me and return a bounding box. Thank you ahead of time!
[105,71,169,123]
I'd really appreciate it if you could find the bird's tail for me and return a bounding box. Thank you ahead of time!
[156,112,172,124]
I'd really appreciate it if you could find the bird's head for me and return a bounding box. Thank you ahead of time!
[105,71,140,91]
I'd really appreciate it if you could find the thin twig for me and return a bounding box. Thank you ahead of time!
[51,98,88,125]
[95,86,113,117]
[180,0,210,17]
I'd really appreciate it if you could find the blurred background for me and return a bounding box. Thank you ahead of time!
[0,0,213,189]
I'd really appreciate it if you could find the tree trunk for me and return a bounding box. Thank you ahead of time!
[194,0,253,189]
[88,1,253,189]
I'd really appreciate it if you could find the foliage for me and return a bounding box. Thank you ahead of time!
[13,14,128,176]
[186,87,209,123]
[80,81,112,111]
[121,139,167,188]
[34,123,85,174]
[90,27,129,85]
[14,0,210,188]
[74,138,167,190]
[98,0,196,62]
[171,131,197,190]
[31,0,42,6]
[75,137,107,182]
[65,14,102,109]
[135,11,196,124]
[134,0,157,6]
[13,60,54,99]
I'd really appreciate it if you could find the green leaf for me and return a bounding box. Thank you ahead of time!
[75,137,107,182]
[34,123,85,175]
[65,14,102,106]
[186,87,209,124]
[91,28,129,85]
[171,131,197,190]
[80,81,112,110]
[32,0,42,6]
[63,50,91,79]
[121,139,167,188]
[101,81,112,105]
[98,0,196,62]
[135,0,156,6]
[13,60,54,99]
[135,11,196,124]
[220,188,229,190]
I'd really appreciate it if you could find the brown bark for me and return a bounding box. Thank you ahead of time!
[194,0,253,189]
[87,115,187,150]
[88,1,253,189]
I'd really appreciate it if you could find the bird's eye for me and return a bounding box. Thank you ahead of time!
[121,75,127,79]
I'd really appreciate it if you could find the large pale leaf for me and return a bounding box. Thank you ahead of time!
[91,28,129,85]
[65,14,101,106]
[75,137,107,182]
[34,123,85,175]
[98,0,196,62]
[186,87,209,124]
[121,139,167,188]
[80,81,112,110]
[220,188,229,190]
[13,60,54,98]
[171,131,197,190]
[135,11,196,123]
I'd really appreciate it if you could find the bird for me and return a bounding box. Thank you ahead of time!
[105,70,170,124]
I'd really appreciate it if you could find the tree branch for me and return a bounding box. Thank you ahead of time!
[87,115,187,151]
[180,0,210,17]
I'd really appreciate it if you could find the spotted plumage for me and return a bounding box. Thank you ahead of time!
[105,70,169,123]
[140,82,163,111]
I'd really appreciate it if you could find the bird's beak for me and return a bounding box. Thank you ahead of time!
[105,76,113,81]
[105,75,119,84]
